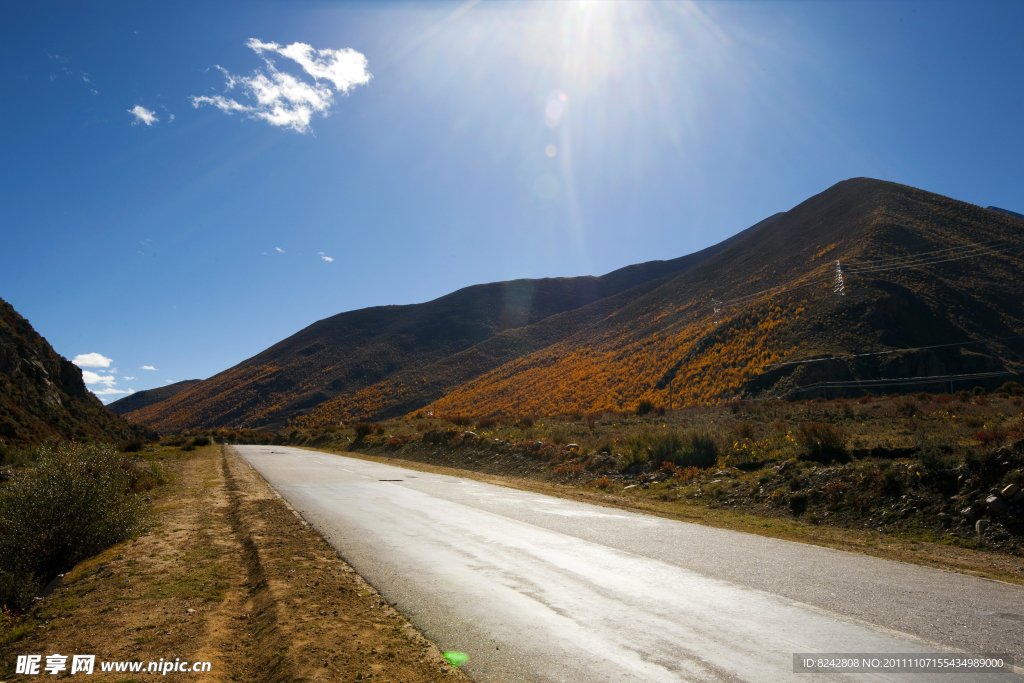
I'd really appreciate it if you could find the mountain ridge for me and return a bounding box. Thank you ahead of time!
[127,178,1024,431]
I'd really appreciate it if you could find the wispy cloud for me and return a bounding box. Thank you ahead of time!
[123,376,136,380]
[191,38,371,133]
[73,352,113,368]
[275,247,284,253]
[128,105,158,126]
[141,365,157,371]
[319,252,334,262]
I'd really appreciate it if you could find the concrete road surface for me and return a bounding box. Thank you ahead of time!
[236,446,1023,682]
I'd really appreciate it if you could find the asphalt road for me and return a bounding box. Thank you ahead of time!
[236,446,1023,682]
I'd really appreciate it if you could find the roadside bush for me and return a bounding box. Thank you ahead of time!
[788,493,809,516]
[0,442,149,609]
[353,423,374,439]
[619,430,718,472]
[180,439,196,451]
[449,415,472,427]
[476,416,497,430]
[796,422,848,462]
[192,436,211,447]
[635,400,654,416]
[120,439,144,453]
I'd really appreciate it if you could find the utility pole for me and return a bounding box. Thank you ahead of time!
[834,260,846,296]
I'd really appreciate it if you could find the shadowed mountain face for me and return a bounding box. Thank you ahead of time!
[124,226,766,432]
[988,206,1024,220]
[0,297,151,448]
[107,380,202,415]
[129,178,1024,431]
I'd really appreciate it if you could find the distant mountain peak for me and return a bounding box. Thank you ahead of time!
[988,206,1024,220]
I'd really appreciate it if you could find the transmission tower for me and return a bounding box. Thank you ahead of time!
[833,260,846,296]
[712,298,722,324]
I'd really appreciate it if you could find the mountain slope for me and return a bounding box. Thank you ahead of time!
[125,228,765,431]
[425,178,1024,416]
[106,380,202,415]
[0,297,150,448]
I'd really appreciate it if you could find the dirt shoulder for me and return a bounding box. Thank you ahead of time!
[1,445,469,682]
[311,446,1024,587]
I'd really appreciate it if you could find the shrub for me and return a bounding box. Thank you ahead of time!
[476,416,497,430]
[974,426,1009,446]
[0,442,149,609]
[880,468,903,496]
[788,493,809,516]
[796,422,848,462]
[192,436,211,447]
[653,405,666,417]
[619,430,718,472]
[635,400,654,416]
[595,476,611,489]
[180,439,196,452]
[353,423,374,438]
[674,466,701,483]
[449,415,472,427]
[516,417,534,429]
[732,422,756,439]
[120,439,144,453]
[416,422,431,432]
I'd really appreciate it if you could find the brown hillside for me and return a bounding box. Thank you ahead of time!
[0,296,151,448]
[106,379,201,415]
[424,178,1024,417]
[125,229,764,432]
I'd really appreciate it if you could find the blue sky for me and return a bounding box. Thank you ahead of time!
[2,1,1023,402]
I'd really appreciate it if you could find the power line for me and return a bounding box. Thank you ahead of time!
[759,334,1024,372]
[846,242,1022,274]
[845,238,1012,266]
[783,370,1015,396]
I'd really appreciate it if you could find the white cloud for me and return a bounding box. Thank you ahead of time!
[82,73,93,84]
[141,365,157,370]
[73,352,113,368]
[94,387,134,396]
[128,105,158,126]
[319,252,333,262]
[275,247,284,253]
[165,380,173,384]
[191,39,371,133]
[213,65,238,90]
[123,376,136,380]
[191,94,250,114]
[168,113,175,122]
[82,371,117,388]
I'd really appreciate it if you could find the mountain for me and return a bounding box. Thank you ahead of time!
[106,380,202,415]
[988,206,1024,220]
[122,219,774,432]
[128,178,1024,430]
[425,178,1024,416]
[0,297,152,448]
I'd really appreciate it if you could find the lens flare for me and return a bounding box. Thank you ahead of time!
[545,144,557,157]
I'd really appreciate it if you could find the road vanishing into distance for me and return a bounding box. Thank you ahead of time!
[236,446,1024,682]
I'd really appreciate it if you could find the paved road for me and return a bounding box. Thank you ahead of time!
[236,446,1023,682]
